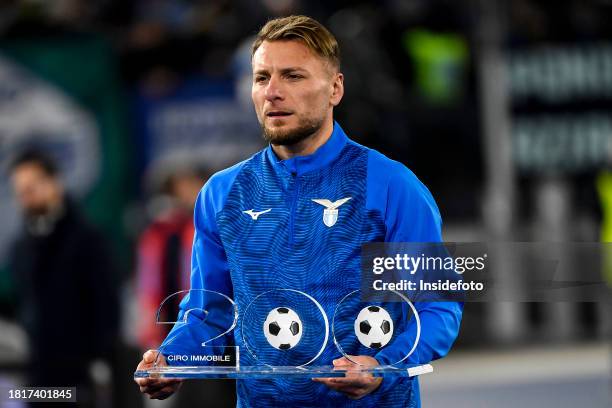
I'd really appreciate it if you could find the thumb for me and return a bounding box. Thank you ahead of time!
[143,350,159,364]
[332,356,350,367]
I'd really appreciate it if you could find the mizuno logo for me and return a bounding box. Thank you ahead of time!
[243,208,272,220]
[311,197,352,227]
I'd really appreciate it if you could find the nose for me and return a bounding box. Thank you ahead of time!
[264,75,283,102]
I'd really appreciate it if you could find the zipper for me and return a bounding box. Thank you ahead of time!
[288,169,300,248]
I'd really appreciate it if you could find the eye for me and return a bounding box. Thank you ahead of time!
[287,74,303,80]
[254,75,268,84]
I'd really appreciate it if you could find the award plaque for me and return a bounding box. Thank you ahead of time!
[134,289,432,380]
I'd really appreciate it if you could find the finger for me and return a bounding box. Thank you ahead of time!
[136,376,178,386]
[313,376,355,382]
[140,384,162,395]
[136,359,154,371]
[313,379,347,391]
[313,378,348,388]
[313,377,363,388]
[143,350,155,364]
[139,378,181,392]
[145,350,168,366]
[140,383,172,395]
[332,357,352,367]
[136,377,168,388]
[148,378,182,388]
[148,382,182,400]
[343,371,372,381]
[147,384,178,397]
[148,390,173,400]
[329,364,370,380]
[139,379,167,393]
[346,391,364,400]
[143,350,165,365]
[337,377,369,387]
[135,377,153,387]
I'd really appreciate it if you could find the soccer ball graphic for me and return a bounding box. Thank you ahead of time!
[263,307,303,350]
[354,306,394,349]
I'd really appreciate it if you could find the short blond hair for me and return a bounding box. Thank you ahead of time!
[251,15,340,70]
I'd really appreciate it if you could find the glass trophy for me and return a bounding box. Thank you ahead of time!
[136,289,240,379]
[332,289,428,377]
[134,288,433,379]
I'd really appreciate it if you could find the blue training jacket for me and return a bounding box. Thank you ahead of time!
[160,122,463,407]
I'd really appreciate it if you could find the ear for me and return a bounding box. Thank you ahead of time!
[330,72,344,107]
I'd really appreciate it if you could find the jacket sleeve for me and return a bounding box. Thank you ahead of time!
[370,161,463,393]
[159,181,234,360]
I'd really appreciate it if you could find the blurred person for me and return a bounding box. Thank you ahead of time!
[136,167,236,407]
[135,15,462,407]
[136,168,206,350]
[8,149,119,407]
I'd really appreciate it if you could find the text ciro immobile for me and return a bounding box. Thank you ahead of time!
[166,354,231,362]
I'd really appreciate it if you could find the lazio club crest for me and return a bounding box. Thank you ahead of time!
[311,197,352,227]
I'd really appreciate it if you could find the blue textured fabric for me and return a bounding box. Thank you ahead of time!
[161,122,462,407]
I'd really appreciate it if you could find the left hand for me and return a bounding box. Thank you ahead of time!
[313,355,383,400]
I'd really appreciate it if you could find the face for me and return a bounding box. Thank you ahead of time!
[11,163,63,217]
[251,40,343,145]
[171,174,204,210]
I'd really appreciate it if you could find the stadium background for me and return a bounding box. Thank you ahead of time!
[0,0,609,407]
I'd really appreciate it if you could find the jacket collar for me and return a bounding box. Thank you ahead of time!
[265,121,348,176]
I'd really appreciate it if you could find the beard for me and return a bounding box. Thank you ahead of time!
[23,204,50,218]
[261,115,324,146]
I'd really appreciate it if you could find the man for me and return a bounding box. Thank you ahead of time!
[9,149,119,407]
[137,168,209,349]
[136,15,462,407]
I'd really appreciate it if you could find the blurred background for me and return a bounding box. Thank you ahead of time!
[0,0,610,407]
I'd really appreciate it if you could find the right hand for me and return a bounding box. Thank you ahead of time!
[134,350,183,400]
